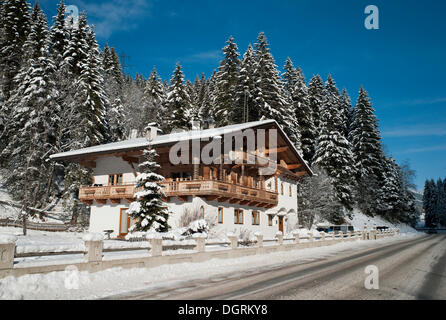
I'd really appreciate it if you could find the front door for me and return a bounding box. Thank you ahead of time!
[278,216,284,233]
[119,208,130,238]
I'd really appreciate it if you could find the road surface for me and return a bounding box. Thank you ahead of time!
[106,234,446,300]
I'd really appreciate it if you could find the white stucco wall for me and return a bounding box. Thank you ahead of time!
[88,156,300,239]
[93,156,137,185]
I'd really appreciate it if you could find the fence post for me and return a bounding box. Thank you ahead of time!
[255,232,264,248]
[292,231,300,244]
[329,231,335,241]
[227,233,238,249]
[346,231,351,240]
[320,232,326,242]
[362,226,368,240]
[193,233,206,252]
[0,234,17,270]
[307,232,314,243]
[276,231,284,246]
[338,231,344,241]
[147,233,163,257]
[83,233,104,263]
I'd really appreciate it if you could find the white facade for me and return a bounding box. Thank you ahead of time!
[87,156,299,239]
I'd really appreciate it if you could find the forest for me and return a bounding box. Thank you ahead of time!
[0,0,419,228]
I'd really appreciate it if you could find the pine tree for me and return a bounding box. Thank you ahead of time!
[423,179,439,228]
[196,73,213,126]
[312,75,356,211]
[349,87,385,215]
[128,149,170,232]
[165,62,192,130]
[308,74,324,133]
[234,44,258,124]
[214,36,240,126]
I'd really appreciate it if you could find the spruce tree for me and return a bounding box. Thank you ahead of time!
[254,32,298,147]
[128,149,170,232]
[234,44,258,123]
[141,67,166,132]
[308,74,324,133]
[312,75,356,211]
[50,0,68,67]
[165,62,192,130]
[340,88,353,138]
[1,2,60,212]
[349,87,385,215]
[214,36,240,126]
[291,67,316,163]
[282,57,299,96]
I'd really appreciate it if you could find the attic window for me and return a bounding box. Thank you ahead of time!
[109,174,123,186]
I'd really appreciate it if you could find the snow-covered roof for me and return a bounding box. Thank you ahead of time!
[50,119,313,175]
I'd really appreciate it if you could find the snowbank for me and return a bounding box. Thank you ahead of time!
[0,233,17,244]
[0,233,419,300]
[346,209,418,234]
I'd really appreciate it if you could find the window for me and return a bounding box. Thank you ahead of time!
[218,207,224,224]
[289,184,293,197]
[109,174,123,186]
[234,209,244,225]
[268,215,273,227]
[252,211,260,225]
[281,183,284,195]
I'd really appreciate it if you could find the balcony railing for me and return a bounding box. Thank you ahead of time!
[79,179,278,208]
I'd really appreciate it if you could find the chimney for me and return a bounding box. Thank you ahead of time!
[145,123,159,141]
[191,120,201,131]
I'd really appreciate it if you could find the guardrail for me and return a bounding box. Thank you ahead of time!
[0,227,399,279]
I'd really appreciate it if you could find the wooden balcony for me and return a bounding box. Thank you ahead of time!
[79,180,278,208]
[79,185,136,205]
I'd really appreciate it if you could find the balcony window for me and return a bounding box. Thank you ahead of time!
[289,184,293,197]
[268,215,273,226]
[234,209,244,225]
[218,207,224,224]
[109,174,123,186]
[281,183,284,196]
[252,211,260,225]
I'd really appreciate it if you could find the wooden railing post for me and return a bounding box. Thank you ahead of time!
[320,231,326,242]
[362,226,368,240]
[83,233,104,263]
[0,234,17,270]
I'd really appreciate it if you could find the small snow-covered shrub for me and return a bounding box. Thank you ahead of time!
[181,219,209,236]
[238,228,255,247]
[179,207,203,228]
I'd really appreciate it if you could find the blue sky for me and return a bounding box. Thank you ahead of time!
[38,0,446,190]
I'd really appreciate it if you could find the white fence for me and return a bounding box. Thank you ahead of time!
[0,227,399,279]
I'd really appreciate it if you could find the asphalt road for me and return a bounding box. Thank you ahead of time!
[107,234,446,300]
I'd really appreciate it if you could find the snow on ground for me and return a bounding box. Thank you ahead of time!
[347,209,418,233]
[0,177,16,220]
[0,232,420,300]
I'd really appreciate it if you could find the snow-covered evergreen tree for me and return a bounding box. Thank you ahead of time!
[213,36,240,126]
[1,3,60,211]
[291,66,316,163]
[141,67,166,133]
[308,74,324,133]
[282,57,299,96]
[128,149,169,232]
[234,44,258,124]
[340,88,353,138]
[70,22,109,148]
[349,87,385,215]
[254,32,298,148]
[50,0,68,67]
[165,63,192,130]
[312,75,356,212]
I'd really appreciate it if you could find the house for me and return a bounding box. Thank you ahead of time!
[50,120,313,239]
